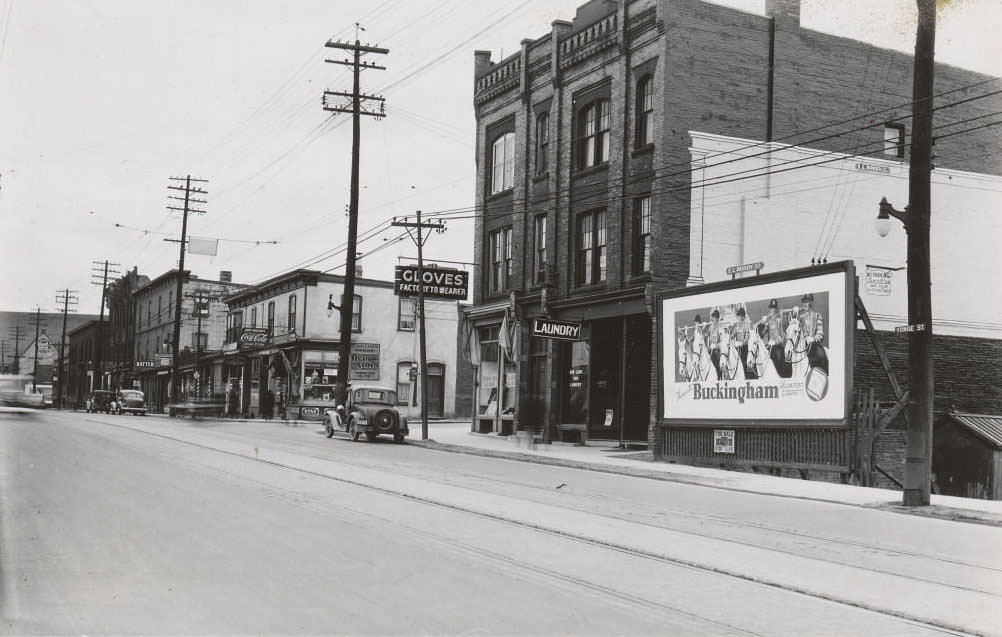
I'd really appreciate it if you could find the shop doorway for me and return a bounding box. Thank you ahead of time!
[426,363,444,418]
[588,318,623,440]
[622,315,652,442]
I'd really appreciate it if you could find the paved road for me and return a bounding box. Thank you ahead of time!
[2,410,1000,635]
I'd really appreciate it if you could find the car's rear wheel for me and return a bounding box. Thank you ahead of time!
[366,430,377,442]
[393,433,405,444]
[350,421,360,441]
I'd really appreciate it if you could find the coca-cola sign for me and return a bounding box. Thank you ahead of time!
[239,328,270,345]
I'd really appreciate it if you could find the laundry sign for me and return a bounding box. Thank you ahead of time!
[531,318,581,341]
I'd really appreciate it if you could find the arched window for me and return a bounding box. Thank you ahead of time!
[636,75,654,147]
[490,132,515,194]
[396,361,415,405]
[577,98,610,169]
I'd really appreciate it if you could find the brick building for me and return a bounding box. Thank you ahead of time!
[469,0,1002,452]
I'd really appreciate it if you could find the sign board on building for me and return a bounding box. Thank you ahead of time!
[725,262,764,276]
[865,266,893,296]
[350,343,380,381]
[394,265,469,300]
[239,328,270,345]
[658,261,855,425]
[531,318,582,341]
[157,355,172,367]
[136,361,155,368]
[714,430,735,453]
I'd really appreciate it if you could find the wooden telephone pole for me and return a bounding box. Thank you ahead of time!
[392,211,445,440]
[55,289,79,408]
[91,260,120,390]
[323,25,387,407]
[27,309,45,392]
[166,175,208,407]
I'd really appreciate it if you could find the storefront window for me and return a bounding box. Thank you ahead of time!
[562,340,590,424]
[478,326,499,416]
[302,350,340,403]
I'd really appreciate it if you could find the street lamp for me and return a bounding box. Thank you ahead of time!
[875,197,908,238]
[875,196,933,507]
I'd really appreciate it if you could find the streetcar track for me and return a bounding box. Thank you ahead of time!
[127,417,1001,583]
[74,415,985,635]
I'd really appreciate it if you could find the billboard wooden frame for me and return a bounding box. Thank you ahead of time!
[656,261,856,430]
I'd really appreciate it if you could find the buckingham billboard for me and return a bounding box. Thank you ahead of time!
[658,261,855,426]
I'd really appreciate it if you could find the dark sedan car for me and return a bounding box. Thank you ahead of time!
[85,390,116,413]
[115,389,147,415]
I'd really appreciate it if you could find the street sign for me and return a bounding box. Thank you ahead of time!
[726,262,764,277]
[895,324,928,333]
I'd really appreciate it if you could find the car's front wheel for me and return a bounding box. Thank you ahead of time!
[323,416,334,439]
[366,430,377,442]
[350,421,360,442]
[393,433,405,444]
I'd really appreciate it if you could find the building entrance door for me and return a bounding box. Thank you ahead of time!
[426,363,444,418]
[588,318,623,440]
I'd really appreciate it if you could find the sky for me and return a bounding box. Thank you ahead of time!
[1,0,999,314]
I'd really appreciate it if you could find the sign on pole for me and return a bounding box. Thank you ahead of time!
[394,265,469,300]
[895,324,927,333]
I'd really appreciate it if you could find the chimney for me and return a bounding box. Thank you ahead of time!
[765,0,800,27]
[219,270,232,283]
[474,50,493,81]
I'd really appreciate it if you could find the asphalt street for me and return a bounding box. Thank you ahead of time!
[2,410,1000,635]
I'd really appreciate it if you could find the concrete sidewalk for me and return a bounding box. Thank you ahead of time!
[154,411,1002,526]
[406,419,1002,526]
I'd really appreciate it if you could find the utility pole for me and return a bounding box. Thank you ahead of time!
[7,326,23,374]
[904,0,936,507]
[185,290,215,399]
[392,211,446,440]
[166,175,208,408]
[55,289,79,409]
[91,260,120,390]
[324,25,387,407]
[27,308,45,392]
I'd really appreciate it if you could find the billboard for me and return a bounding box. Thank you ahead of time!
[659,262,854,425]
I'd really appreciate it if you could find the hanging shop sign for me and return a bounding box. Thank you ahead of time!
[531,318,581,341]
[394,265,469,300]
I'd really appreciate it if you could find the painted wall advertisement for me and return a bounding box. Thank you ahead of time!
[661,268,850,422]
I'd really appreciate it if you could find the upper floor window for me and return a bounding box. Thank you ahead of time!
[352,295,362,332]
[533,214,548,285]
[488,227,512,295]
[636,76,654,148]
[633,196,652,275]
[576,209,607,286]
[398,296,417,331]
[491,132,515,194]
[157,296,162,322]
[250,307,257,328]
[884,122,905,158]
[267,301,275,334]
[192,332,208,350]
[288,295,297,333]
[147,300,151,325]
[535,112,549,176]
[577,98,610,169]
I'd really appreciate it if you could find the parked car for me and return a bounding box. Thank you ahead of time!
[85,390,116,413]
[322,386,408,443]
[0,374,43,412]
[115,389,147,415]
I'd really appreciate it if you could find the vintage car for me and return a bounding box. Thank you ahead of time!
[115,389,147,415]
[85,390,116,413]
[322,386,408,443]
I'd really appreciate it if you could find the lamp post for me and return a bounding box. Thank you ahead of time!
[874,0,936,508]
